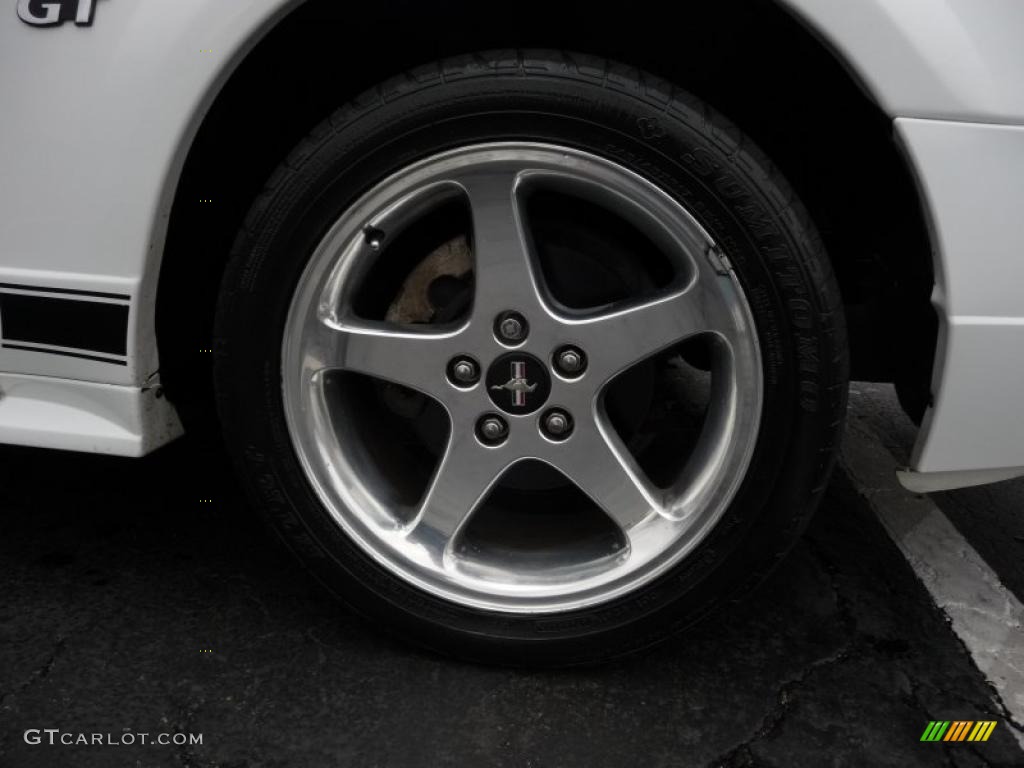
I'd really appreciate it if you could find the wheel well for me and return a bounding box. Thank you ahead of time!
[157,0,936,430]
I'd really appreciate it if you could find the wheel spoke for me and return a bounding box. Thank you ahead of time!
[407,429,510,557]
[556,421,661,534]
[573,277,743,383]
[457,168,544,316]
[314,319,458,399]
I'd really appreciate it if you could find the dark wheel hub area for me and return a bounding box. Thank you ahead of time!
[485,352,551,415]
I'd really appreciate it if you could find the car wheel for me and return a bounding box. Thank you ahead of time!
[214,50,848,665]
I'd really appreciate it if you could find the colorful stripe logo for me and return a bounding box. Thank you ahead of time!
[920,721,997,742]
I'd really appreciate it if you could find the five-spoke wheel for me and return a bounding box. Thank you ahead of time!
[282,144,762,612]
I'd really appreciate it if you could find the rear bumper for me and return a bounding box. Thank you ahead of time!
[896,118,1024,490]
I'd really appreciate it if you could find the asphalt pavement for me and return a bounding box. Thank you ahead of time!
[1,385,1022,767]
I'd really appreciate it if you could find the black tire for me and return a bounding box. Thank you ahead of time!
[214,50,848,666]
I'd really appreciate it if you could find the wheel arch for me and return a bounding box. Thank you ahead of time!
[155,0,937,429]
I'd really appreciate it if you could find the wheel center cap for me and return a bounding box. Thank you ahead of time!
[486,353,551,415]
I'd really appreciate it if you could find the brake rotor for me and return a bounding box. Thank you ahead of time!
[385,234,472,324]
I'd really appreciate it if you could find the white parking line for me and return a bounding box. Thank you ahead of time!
[840,415,1024,749]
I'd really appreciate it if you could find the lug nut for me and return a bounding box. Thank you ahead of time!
[500,317,523,339]
[554,346,587,377]
[477,414,509,445]
[544,412,570,435]
[541,408,573,440]
[495,311,528,344]
[447,356,480,387]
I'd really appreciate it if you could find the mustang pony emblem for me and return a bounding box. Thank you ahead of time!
[491,361,537,407]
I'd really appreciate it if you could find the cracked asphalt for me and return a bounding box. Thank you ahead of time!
[2,386,1023,767]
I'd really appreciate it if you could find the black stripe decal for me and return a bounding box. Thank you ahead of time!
[1,344,128,366]
[0,282,130,301]
[0,293,129,356]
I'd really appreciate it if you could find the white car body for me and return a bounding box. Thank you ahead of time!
[1,0,1022,491]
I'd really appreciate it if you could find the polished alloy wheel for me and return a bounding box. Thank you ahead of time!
[281,143,763,613]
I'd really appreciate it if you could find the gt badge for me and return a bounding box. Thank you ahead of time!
[17,0,96,27]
